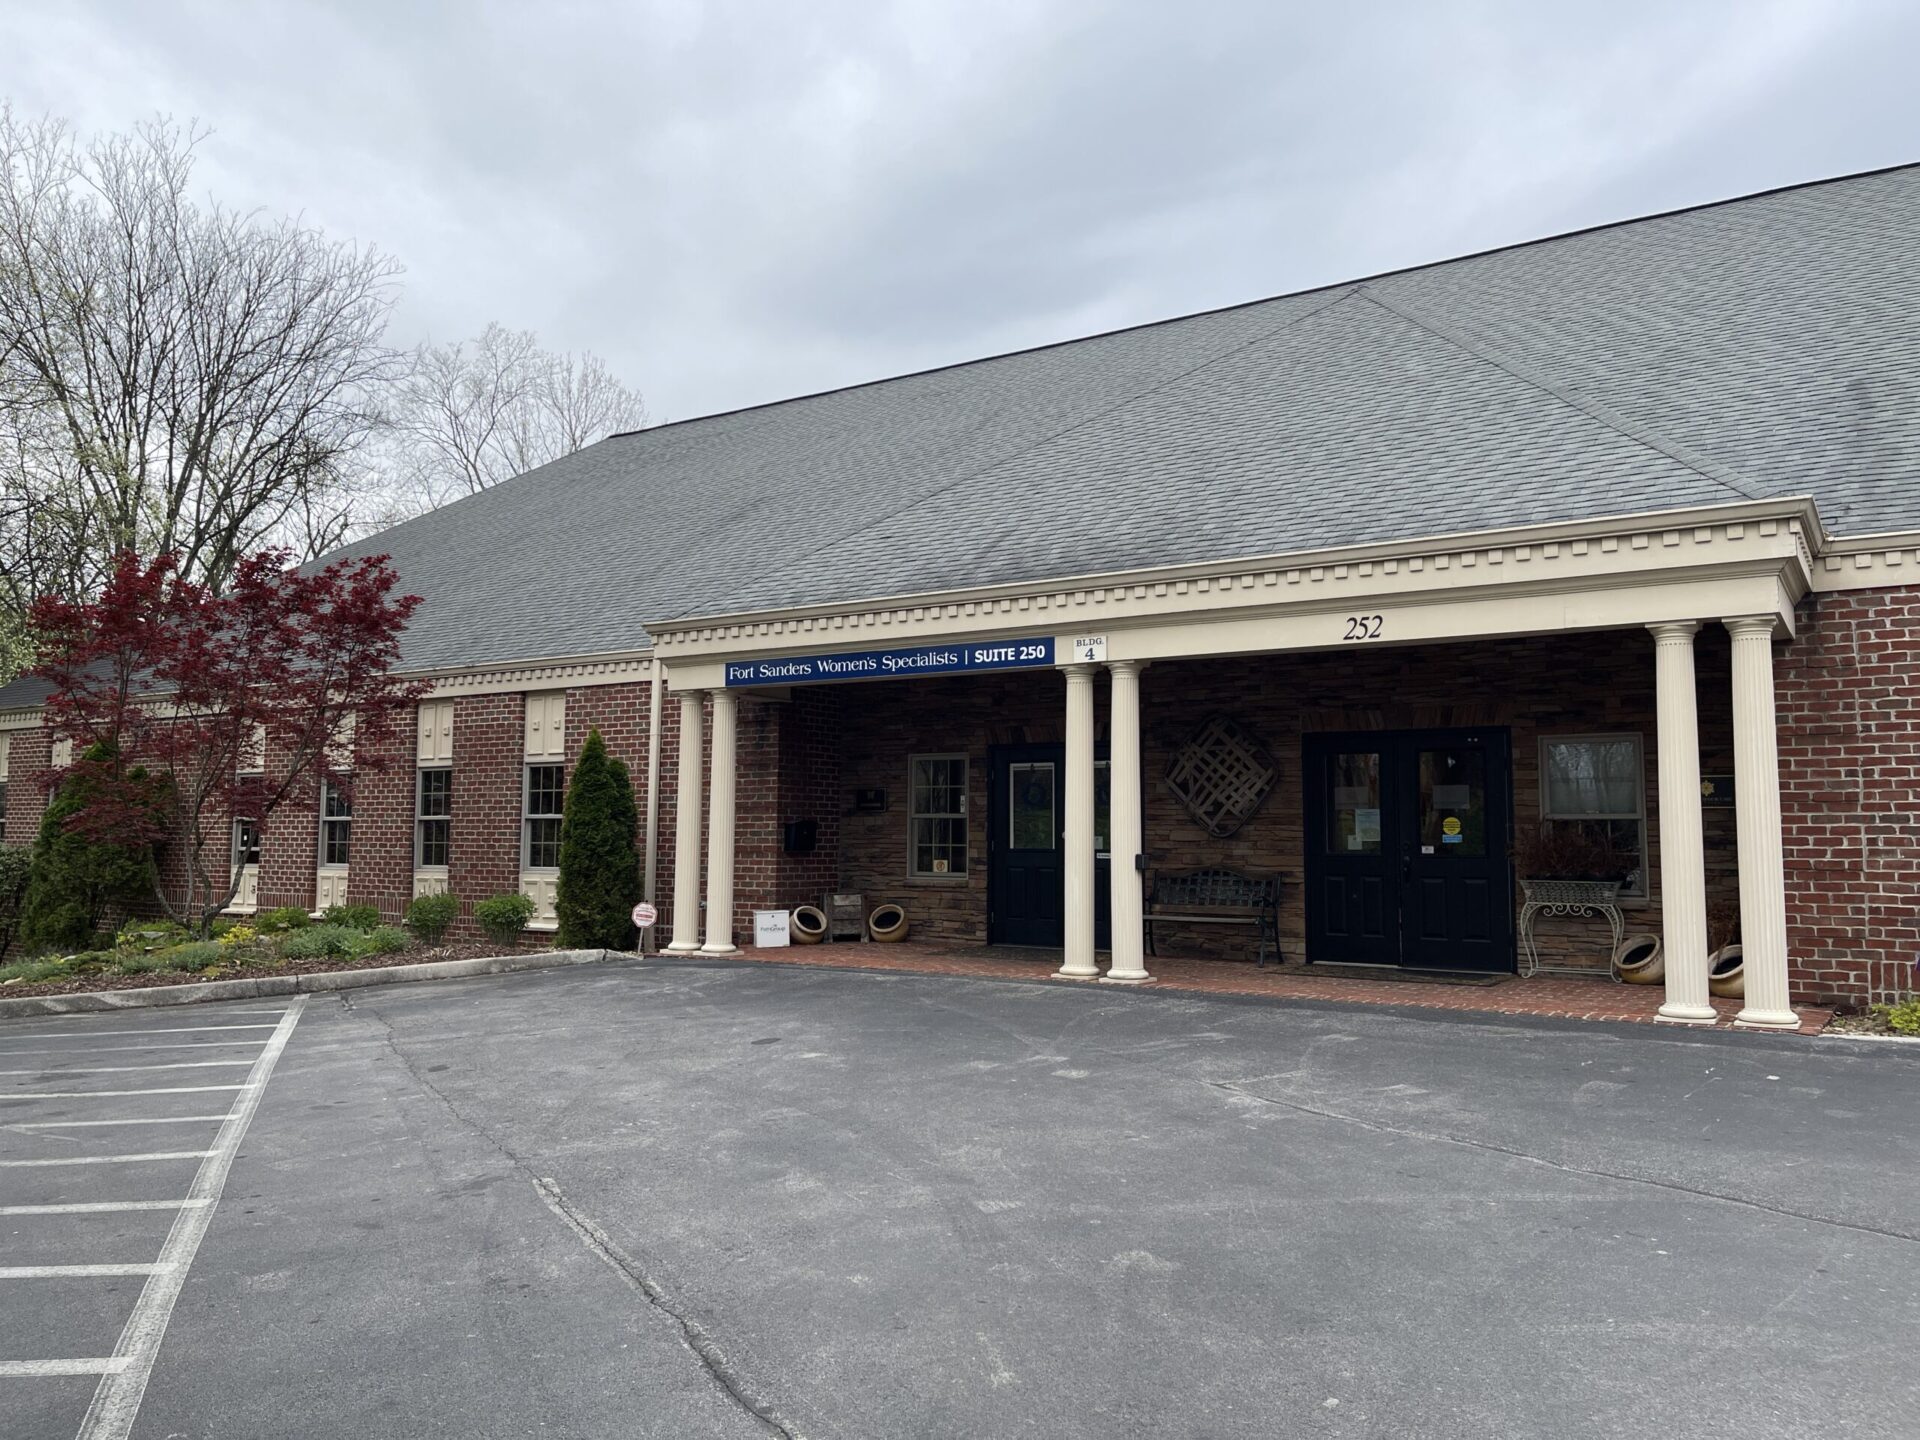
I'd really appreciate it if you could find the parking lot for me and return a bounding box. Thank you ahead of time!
[3,960,1917,1439]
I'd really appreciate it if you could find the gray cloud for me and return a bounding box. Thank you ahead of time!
[3,0,1914,424]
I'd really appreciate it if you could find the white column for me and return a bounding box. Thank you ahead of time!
[1649,622,1715,1024]
[701,688,739,954]
[1726,615,1799,1029]
[666,690,706,953]
[1103,660,1151,984]
[1057,664,1100,978]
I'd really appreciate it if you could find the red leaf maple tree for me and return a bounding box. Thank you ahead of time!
[31,549,427,935]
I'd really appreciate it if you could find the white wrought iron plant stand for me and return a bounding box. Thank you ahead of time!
[1517,878,1625,979]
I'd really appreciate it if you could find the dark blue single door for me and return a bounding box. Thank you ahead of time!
[988,744,1110,949]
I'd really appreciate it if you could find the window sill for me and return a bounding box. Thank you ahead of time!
[902,874,974,886]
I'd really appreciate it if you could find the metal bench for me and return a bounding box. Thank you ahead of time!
[1145,867,1282,968]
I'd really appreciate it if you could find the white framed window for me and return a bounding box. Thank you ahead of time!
[416,767,451,870]
[523,762,565,871]
[909,754,968,878]
[1539,734,1647,898]
[319,779,352,869]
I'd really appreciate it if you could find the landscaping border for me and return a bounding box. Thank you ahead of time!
[0,948,620,1017]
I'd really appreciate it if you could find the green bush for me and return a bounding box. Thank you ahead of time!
[21,742,161,952]
[0,955,76,984]
[356,925,411,957]
[278,924,359,961]
[255,906,311,934]
[405,891,459,945]
[116,917,189,951]
[115,952,179,975]
[555,728,641,950]
[0,845,32,963]
[156,941,224,972]
[1875,998,1920,1036]
[321,903,382,931]
[473,892,536,945]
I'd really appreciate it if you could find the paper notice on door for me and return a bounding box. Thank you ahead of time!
[1432,784,1470,807]
[1354,807,1381,843]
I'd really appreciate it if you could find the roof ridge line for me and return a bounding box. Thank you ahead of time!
[1351,285,1766,503]
[611,160,1920,447]
[661,286,1367,621]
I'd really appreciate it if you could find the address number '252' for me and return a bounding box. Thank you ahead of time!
[1343,615,1383,641]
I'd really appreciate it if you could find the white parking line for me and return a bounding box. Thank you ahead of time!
[0,1085,249,1099]
[0,1023,280,1041]
[0,1040,271,1056]
[0,1264,173,1278]
[0,1061,258,1076]
[76,996,305,1440]
[0,1200,211,1215]
[8,1115,231,1129]
[0,1358,133,1377]
[0,1151,214,1168]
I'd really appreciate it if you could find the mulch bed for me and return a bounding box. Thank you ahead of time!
[0,940,559,1000]
[1825,1010,1913,1038]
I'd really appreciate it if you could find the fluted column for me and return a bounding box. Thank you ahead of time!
[701,688,739,954]
[1726,615,1799,1029]
[1103,660,1151,984]
[1649,622,1715,1024]
[667,690,706,953]
[1057,664,1100,978]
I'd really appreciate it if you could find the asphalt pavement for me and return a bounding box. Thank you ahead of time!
[2,959,1916,1439]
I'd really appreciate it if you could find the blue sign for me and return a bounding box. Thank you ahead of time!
[725,637,1055,687]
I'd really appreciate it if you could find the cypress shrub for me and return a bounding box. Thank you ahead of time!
[555,728,640,950]
[21,742,157,952]
[0,845,32,962]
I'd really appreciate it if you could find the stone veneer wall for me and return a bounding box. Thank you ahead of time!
[835,630,1751,980]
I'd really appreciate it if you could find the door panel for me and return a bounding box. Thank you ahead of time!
[1303,740,1397,964]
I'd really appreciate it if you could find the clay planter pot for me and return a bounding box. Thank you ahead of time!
[867,903,909,943]
[1613,933,1665,985]
[1708,943,1745,998]
[790,905,828,944]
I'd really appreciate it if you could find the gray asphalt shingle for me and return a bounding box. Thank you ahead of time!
[16,164,1920,697]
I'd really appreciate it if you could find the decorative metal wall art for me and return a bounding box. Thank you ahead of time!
[1164,713,1278,837]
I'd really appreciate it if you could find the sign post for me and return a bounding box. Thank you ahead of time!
[631,901,658,956]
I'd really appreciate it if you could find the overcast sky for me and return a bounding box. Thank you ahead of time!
[2,1,1914,424]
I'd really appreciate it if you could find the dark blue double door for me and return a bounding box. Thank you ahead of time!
[987,744,1111,949]
[1303,728,1514,972]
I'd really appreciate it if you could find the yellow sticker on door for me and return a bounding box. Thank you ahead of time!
[1441,815,1463,844]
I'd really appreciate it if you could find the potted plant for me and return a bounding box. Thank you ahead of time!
[1514,823,1631,885]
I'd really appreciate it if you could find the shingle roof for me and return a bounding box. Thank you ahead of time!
[24,163,1920,699]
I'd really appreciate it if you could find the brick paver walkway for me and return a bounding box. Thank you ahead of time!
[725,940,1832,1035]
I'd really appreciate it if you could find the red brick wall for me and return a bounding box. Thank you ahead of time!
[1777,585,1920,1005]
[3,726,49,847]
[447,693,526,931]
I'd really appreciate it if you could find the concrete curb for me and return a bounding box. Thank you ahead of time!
[0,949,619,1018]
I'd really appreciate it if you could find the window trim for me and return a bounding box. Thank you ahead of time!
[522,761,566,873]
[414,765,452,872]
[1538,732,1648,900]
[318,778,352,871]
[907,753,969,881]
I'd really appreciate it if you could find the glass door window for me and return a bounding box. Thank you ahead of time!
[1007,762,1057,850]
[1326,752,1384,854]
[1417,747,1488,857]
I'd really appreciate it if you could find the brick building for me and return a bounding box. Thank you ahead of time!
[4,166,1919,1025]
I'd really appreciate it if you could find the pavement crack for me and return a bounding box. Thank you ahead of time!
[1209,1080,1920,1246]
[355,997,800,1438]
[534,1177,799,1440]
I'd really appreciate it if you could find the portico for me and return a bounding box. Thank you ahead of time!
[652,497,1816,1028]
